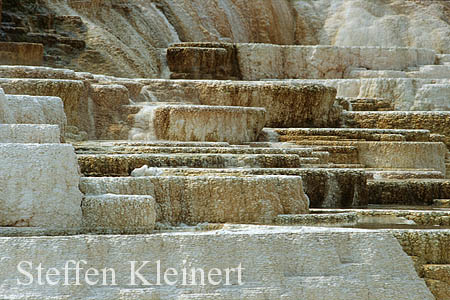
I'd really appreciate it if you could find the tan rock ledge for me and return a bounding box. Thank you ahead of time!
[137,79,338,127]
[80,175,309,224]
[0,42,43,66]
[130,104,266,144]
[0,124,60,143]
[82,194,157,234]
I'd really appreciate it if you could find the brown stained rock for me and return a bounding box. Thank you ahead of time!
[425,279,450,300]
[151,105,266,144]
[343,111,450,148]
[167,43,241,80]
[79,175,309,225]
[0,78,91,134]
[89,84,130,140]
[368,179,450,206]
[138,80,337,128]
[0,42,43,66]
[77,153,302,177]
[82,194,157,234]
[423,265,450,285]
[393,230,450,265]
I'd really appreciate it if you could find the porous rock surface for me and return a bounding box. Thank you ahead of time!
[0,42,43,66]
[80,175,309,225]
[0,227,435,300]
[82,194,157,234]
[5,94,67,139]
[343,111,450,148]
[0,78,90,133]
[0,124,60,143]
[131,105,266,144]
[0,143,82,229]
[138,80,338,127]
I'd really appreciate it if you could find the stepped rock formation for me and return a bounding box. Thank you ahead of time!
[1,0,449,77]
[1,0,450,299]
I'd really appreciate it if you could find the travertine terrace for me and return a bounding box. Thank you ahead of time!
[0,0,450,299]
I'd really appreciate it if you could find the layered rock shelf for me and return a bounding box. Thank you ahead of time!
[130,104,266,144]
[136,79,339,127]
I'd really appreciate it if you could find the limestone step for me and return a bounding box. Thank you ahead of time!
[337,97,394,111]
[413,84,450,111]
[307,145,359,164]
[0,65,80,79]
[367,179,450,206]
[285,140,446,174]
[80,175,308,224]
[135,79,338,127]
[0,42,43,66]
[273,127,430,142]
[129,167,368,208]
[365,169,445,180]
[74,145,315,157]
[348,69,408,79]
[0,78,89,136]
[437,54,450,65]
[391,229,450,266]
[309,208,450,227]
[0,143,82,229]
[0,227,434,299]
[74,140,232,148]
[350,101,394,112]
[343,111,450,147]
[82,194,156,234]
[423,264,450,300]
[423,264,450,285]
[433,199,450,208]
[129,104,266,144]
[409,65,450,79]
[77,153,304,176]
[5,94,66,139]
[311,151,330,164]
[275,209,450,228]
[124,101,199,115]
[275,212,358,226]
[282,136,367,142]
[300,163,366,168]
[0,124,60,143]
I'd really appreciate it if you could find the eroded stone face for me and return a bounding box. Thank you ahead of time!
[6,94,67,140]
[0,78,91,134]
[82,194,156,234]
[81,175,309,225]
[343,111,450,148]
[0,42,43,66]
[0,143,82,229]
[130,105,266,144]
[0,124,60,143]
[89,84,130,140]
[137,80,338,128]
